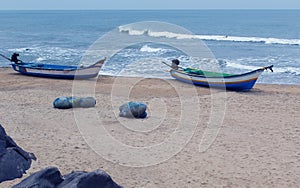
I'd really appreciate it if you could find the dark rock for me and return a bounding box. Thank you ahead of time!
[0,124,36,183]
[57,169,122,188]
[13,167,123,188]
[12,167,63,188]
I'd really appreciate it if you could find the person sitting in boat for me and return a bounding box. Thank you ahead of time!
[10,53,21,64]
[171,59,180,70]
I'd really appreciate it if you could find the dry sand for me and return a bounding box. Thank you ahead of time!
[0,67,299,187]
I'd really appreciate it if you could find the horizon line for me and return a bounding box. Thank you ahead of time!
[0,8,300,11]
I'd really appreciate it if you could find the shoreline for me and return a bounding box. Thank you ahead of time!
[1,67,299,87]
[0,67,300,187]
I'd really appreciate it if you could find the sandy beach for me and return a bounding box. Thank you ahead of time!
[0,67,299,187]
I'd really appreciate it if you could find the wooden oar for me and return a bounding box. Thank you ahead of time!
[0,53,11,61]
[161,61,172,68]
[161,61,184,70]
[0,53,24,63]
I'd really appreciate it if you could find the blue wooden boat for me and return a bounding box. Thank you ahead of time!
[10,58,105,79]
[167,63,273,91]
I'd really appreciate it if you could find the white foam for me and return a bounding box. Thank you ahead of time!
[139,44,173,54]
[118,26,148,36]
[36,57,45,62]
[226,61,262,70]
[272,66,300,75]
[226,60,300,75]
[119,27,300,46]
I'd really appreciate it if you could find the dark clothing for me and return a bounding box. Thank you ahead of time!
[172,59,180,65]
[11,53,20,64]
[171,59,180,70]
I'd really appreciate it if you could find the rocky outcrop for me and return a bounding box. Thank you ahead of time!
[0,124,36,183]
[13,167,123,188]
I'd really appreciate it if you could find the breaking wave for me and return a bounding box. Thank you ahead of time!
[119,26,300,46]
[224,60,300,75]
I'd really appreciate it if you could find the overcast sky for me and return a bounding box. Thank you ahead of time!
[1,0,300,10]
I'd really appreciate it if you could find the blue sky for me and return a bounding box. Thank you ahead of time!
[1,0,300,10]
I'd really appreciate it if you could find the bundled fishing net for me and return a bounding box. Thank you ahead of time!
[119,102,147,118]
[53,96,96,109]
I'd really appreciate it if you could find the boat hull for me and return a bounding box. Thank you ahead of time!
[170,68,265,91]
[11,59,105,79]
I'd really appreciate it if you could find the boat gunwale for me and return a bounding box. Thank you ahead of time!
[12,58,105,72]
[171,71,260,84]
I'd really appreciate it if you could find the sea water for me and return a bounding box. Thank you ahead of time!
[0,10,299,85]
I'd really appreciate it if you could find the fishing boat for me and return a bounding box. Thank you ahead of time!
[10,59,105,79]
[163,61,273,91]
[1,53,105,79]
[11,60,105,79]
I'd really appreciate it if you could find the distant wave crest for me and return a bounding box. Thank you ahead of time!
[119,26,300,46]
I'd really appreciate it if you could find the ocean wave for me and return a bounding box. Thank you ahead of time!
[272,67,300,75]
[119,27,300,46]
[225,61,263,70]
[140,45,164,53]
[140,44,174,54]
[5,46,84,65]
[7,46,82,56]
[225,61,300,75]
